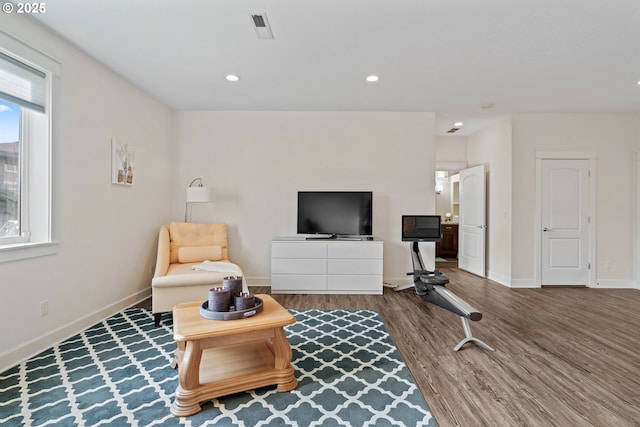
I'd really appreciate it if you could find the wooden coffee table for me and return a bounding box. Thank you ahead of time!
[170,294,298,417]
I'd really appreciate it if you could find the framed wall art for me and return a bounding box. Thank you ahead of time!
[111,138,135,185]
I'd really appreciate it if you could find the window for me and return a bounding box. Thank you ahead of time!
[0,33,60,262]
[0,100,21,241]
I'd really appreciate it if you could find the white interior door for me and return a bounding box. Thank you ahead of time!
[541,159,590,285]
[458,165,486,277]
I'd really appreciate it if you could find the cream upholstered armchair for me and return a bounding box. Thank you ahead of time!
[152,222,244,326]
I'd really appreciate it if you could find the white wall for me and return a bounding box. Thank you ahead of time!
[511,113,638,288]
[173,111,436,284]
[0,15,173,371]
[467,116,513,286]
[435,135,467,163]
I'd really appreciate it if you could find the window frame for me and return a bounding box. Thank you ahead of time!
[0,31,60,263]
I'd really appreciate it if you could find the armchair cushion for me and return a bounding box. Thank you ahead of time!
[177,245,222,263]
[152,261,240,288]
[169,222,228,264]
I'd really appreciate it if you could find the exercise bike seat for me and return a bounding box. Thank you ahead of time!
[411,269,450,284]
[409,269,450,294]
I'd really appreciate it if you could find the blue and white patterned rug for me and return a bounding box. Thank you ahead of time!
[0,308,436,426]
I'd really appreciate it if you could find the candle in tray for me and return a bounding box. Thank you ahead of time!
[235,292,255,311]
[222,275,243,307]
[208,287,230,312]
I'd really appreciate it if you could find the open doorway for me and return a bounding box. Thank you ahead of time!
[435,163,466,268]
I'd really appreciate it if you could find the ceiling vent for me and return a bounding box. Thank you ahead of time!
[250,13,274,39]
[446,127,460,134]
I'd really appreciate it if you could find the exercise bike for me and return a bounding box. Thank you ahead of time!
[397,215,494,352]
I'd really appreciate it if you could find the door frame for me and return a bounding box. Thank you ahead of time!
[636,152,640,290]
[535,150,597,287]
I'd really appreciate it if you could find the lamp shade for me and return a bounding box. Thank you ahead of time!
[186,186,212,203]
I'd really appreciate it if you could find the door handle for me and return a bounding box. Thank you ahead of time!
[543,227,552,232]
[477,225,485,229]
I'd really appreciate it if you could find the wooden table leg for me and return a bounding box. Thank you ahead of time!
[272,327,298,392]
[171,341,185,370]
[171,340,204,416]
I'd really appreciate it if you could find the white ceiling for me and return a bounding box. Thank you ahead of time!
[30,0,640,135]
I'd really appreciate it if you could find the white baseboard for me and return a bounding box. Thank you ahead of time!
[0,287,152,374]
[487,271,511,287]
[242,276,640,291]
[510,279,540,288]
[592,279,636,289]
[508,278,636,289]
[385,278,414,288]
[246,276,272,287]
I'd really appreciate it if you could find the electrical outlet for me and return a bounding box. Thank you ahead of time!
[40,300,49,317]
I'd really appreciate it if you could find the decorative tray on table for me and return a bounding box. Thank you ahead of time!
[199,297,263,320]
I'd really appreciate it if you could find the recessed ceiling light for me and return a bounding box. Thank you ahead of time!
[226,74,240,82]
[366,75,379,82]
[454,122,463,127]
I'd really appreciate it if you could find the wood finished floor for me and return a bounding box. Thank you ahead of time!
[255,269,640,427]
[145,269,640,426]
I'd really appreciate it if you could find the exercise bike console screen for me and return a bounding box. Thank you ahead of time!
[401,215,441,242]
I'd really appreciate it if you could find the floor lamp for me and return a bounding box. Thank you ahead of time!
[185,178,212,222]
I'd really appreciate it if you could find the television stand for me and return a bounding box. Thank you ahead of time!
[271,237,383,294]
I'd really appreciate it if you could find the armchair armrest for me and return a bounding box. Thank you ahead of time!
[154,225,170,277]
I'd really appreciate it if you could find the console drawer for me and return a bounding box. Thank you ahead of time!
[272,242,327,259]
[271,258,326,275]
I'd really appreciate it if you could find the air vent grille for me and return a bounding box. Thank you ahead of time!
[250,13,274,39]
[446,127,460,133]
[252,14,266,28]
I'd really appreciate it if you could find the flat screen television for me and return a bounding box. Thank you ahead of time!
[297,191,373,237]
[401,215,441,242]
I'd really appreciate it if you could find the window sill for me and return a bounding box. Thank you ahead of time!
[0,241,60,263]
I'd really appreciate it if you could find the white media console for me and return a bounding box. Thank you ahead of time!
[271,238,383,294]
